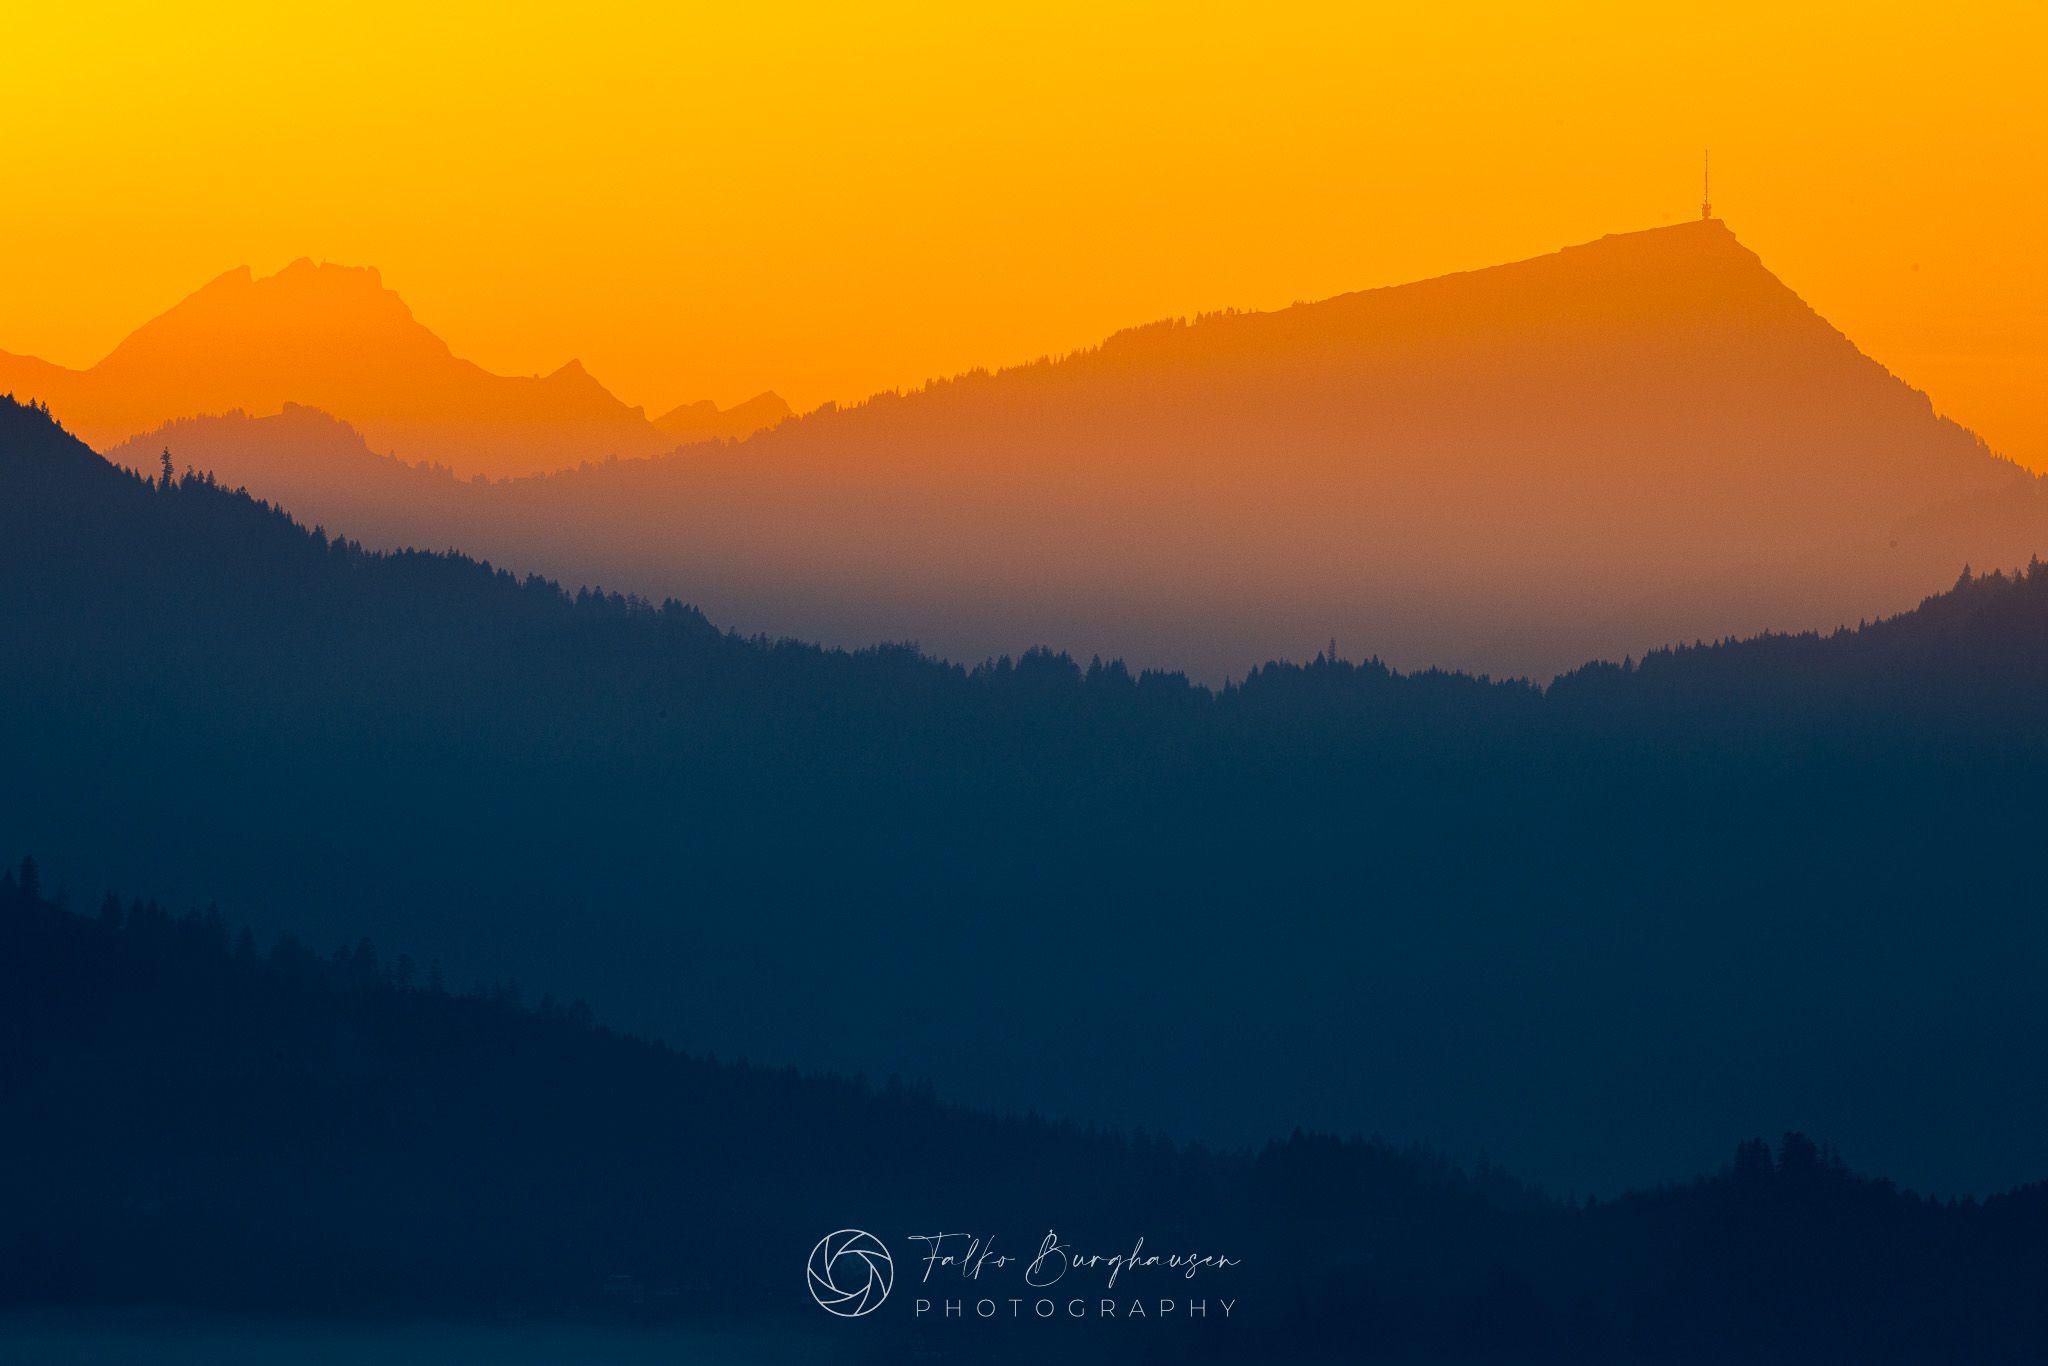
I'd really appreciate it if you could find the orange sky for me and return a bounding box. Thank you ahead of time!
[4,3,2044,467]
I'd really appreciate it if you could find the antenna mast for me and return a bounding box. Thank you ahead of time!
[1701,150,1712,220]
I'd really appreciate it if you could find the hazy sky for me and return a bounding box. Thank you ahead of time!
[5,2,2044,466]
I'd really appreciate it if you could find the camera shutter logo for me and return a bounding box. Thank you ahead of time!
[807,1229,894,1316]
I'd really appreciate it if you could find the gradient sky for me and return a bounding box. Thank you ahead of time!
[4,3,2044,466]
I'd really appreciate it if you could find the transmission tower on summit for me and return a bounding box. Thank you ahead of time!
[1701,151,1713,220]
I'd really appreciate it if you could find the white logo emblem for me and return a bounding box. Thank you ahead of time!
[807,1228,894,1316]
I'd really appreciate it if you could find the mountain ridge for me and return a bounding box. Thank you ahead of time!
[106,218,2048,681]
[9,858,2048,1361]
[0,260,788,476]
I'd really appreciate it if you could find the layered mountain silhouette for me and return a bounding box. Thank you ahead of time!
[14,393,2048,1196]
[0,259,787,477]
[12,866,2048,1362]
[110,220,2048,679]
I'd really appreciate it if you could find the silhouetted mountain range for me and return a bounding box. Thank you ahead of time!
[653,389,792,443]
[102,220,2048,680]
[9,394,2048,1197]
[8,867,2048,1363]
[0,260,788,476]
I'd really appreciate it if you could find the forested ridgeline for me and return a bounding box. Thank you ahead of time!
[8,390,2048,1196]
[14,388,2048,795]
[5,868,2048,1364]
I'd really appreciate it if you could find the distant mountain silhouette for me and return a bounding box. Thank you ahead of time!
[653,389,791,442]
[109,404,463,506]
[105,220,2048,679]
[13,393,2048,1196]
[0,261,784,477]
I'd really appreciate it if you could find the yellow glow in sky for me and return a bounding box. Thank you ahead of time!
[3,2,2044,464]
